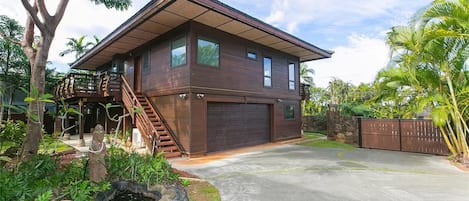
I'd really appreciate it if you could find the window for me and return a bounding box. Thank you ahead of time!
[247,51,257,60]
[197,37,219,67]
[284,105,295,120]
[264,57,272,87]
[171,37,186,67]
[288,63,295,90]
[142,51,150,69]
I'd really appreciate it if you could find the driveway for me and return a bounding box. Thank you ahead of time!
[173,144,469,201]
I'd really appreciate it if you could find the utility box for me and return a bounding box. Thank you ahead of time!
[132,128,145,148]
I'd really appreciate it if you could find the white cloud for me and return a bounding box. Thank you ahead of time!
[264,0,431,33]
[309,35,389,87]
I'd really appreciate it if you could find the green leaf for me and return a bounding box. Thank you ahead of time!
[40,93,54,100]
[40,99,55,103]
[0,156,12,162]
[24,97,35,102]
[431,107,447,127]
[385,81,401,88]
[34,190,52,201]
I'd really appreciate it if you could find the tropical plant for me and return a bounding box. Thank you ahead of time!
[0,15,29,121]
[105,147,179,185]
[59,35,99,59]
[300,63,314,85]
[376,0,469,161]
[0,0,132,161]
[0,120,26,152]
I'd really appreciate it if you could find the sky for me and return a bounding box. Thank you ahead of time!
[0,0,433,87]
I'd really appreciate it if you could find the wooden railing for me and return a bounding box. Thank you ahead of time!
[55,73,97,99]
[54,72,121,100]
[120,75,160,152]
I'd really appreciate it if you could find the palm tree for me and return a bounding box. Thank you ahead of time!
[377,0,469,161]
[59,35,98,59]
[300,63,314,85]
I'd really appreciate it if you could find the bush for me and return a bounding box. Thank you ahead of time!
[106,147,179,185]
[0,155,107,201]
[0,120,26,151]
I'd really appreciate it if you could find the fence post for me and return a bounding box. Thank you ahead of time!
[358,118,362,148]
[398,119,402,151]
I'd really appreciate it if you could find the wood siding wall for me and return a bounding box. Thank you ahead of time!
[150,95,191,152]
[189,22,300,99]
[274,101,301,140]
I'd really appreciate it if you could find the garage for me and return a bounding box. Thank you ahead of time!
[207,103,271,152]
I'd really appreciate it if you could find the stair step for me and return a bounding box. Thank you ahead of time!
[156,129,168,136]
[159,145,178,152]
[158,140,175,146]
[159,135,171,140]
[163,151,181,158]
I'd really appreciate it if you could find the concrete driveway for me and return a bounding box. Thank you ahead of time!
[173,144,469,201]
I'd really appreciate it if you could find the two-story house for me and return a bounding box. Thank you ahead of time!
[54,0,332,158]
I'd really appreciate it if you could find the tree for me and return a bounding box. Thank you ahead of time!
[377,0,469,162]
[0,0,132,160]
[0,15,28,121]
[59,35,99,59]
[299,63,314,86]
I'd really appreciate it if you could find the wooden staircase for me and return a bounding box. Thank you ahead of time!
[135,93,181,158]
[121,76,182,158]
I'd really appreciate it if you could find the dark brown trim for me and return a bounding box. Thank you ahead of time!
[190,86,301,100]
[145,87,191,97]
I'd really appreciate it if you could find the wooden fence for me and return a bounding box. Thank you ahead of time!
[360,119,449,155]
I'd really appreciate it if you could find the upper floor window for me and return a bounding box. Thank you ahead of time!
[247,51,257,60]
[264,57,272,87]
[171,37,186,67]
[142,51,150,69]
[288,63,295,90]
[197,37,219,67]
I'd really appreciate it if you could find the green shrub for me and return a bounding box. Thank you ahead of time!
[0,120,26,151]
[0,155,105,201]
[105,147,179,185]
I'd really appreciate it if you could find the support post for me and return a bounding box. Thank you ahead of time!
[79,99,84,140]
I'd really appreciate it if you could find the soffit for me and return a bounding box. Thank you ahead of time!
[73,0,330,70]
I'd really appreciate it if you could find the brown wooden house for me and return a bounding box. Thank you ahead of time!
[54,0,332,158]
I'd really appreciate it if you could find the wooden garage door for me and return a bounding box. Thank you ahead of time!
[207,103,270,152]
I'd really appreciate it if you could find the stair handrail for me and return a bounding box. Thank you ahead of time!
[120,75,160,152]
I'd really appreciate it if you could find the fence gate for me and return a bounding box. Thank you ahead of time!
[360,119,449,155]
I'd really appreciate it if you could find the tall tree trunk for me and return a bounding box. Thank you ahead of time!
[7,90,14,121]
[21,35,51,159]
[20,0,68,161]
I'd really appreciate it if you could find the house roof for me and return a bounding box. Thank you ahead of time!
[71,0,333,70]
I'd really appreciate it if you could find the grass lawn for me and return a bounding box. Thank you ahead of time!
[1,137,74,154]
[300,132,355,150]
[185,180,221,201]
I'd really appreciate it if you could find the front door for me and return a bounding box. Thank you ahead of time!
[134,56,142,93]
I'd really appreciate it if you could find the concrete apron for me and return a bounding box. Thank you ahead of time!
[172,144,469,201]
